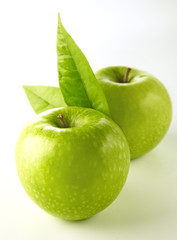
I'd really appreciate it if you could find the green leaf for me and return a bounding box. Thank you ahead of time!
[23,85,66,114]
[57,13,110,117]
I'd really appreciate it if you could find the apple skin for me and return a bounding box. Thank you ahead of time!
[95,66,172,159]
[15,106,130,221]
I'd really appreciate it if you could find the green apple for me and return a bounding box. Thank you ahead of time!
[15,106,130,220]
[95,66,172,159]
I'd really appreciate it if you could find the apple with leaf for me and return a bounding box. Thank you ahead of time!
[16,14,130,220]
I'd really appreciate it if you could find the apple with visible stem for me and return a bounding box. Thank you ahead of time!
[15,106,130,221]
[95,66,172,159]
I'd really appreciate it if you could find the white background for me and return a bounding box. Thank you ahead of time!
[0,0,177,239]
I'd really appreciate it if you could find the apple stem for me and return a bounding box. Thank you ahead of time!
[57,114,68,128]
[123,68,131,83]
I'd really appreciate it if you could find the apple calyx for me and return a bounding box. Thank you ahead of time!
[123,68,131,83]
[57,114,68,128]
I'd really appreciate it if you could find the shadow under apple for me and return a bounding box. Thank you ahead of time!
[87,133,176,230]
